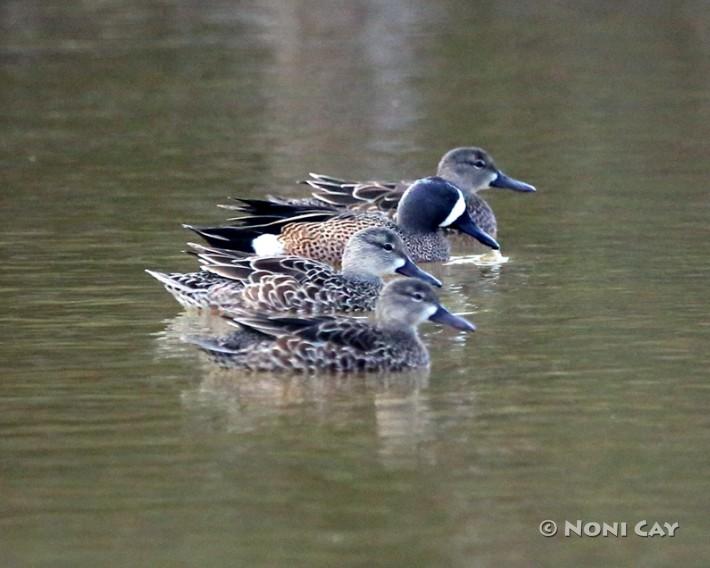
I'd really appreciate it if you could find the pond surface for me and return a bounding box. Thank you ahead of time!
[2,1,709,566]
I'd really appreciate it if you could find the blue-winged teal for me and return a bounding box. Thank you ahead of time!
[186,177,500,266]
[146,227,441,313]
[271,147,536,238]
[188,278,476,373]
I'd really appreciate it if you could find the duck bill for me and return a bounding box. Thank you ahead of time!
[395,257,442,287]
[490,170,536,193]
[451,213,500,250]
[428,305,476,332]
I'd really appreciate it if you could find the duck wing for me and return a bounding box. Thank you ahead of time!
[304,174,409,215]
[203,255,336,285]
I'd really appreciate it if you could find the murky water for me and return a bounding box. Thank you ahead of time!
[2,1,709,566]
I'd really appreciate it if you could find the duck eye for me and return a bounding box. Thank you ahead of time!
[412,292,424,302]
[473,159,486,169]
[382,243,394,252]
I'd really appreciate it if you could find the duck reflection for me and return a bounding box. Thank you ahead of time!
[155,312,444,468]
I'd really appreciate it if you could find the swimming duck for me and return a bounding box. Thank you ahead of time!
[270,147,536,238]
[185,176,500,266]
[188,278,476,373]
[146,227,442,313]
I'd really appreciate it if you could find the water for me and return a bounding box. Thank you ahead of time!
[2,1,709,566]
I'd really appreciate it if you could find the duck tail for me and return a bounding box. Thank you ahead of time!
[182,224,273,253]
[145,269,212,309]
[184,242,251,264]
[219,197,336,217]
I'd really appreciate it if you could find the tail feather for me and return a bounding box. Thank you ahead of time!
[184,197,340,251]
[145,269,215,309]
[183,335,241,355]
[312,193,365,207]
[223,211,337,226]
[145,269,193,294]
[220,197,336,217]
[202,263,252,282]
[303,179,356,194]
[183,224,268,252]
[185,242,251,265]
[222,214,290,225]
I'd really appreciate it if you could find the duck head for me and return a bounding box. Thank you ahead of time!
[376,279,476,332]
[396,177,500,250]
[437,147,536,194]
[341,227,442,287]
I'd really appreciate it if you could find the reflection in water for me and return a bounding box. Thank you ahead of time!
[373,384,437,469]
[190,368,437,471]
[258,1,431,168]
[446,251,510,266]
[159,311,436,469]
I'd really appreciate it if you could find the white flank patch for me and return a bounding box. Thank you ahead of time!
[438,189,466,227]
[252,234,284,256]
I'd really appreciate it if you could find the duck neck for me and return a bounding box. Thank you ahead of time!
[403,232,450,262]
[464,193,496,237]
[396,209,439,234]
[340,246,384,284]
[375,305,420,337]
[340,266,382,284]
[440,172,475,194]
[377,321,419,341]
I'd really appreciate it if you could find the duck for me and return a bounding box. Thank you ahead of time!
[145,227,442,313]
[269,146,536,238]
[185,176,500,266]
[187,278,476,373]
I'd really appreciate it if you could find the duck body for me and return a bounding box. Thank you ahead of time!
[188,279,476,373]
[264,212,452,266]
[274,147,534,239]
[273,187,498,238]
[147,259,382,313]
[186,177,500,265]
[144,270,227,309]
[147,228,441,313]
[195,315,430,373]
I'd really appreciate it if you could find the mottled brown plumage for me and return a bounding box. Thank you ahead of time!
[146,228,441,313]
[273,147,536,240]
[186,177,500,264]
[187,279,476,373]
[278,214,389,265]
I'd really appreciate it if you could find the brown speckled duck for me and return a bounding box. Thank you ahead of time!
[185,177,500,265]
[145,227,441,313]
[187,279,476,373]
[270,147,536,239]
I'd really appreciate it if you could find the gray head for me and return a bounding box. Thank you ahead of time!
[375,279,476,333]
[437,147,536,194]
[341,227,442,287]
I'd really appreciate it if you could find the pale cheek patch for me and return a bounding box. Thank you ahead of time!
[392,257,406,269]
[418,304,438,323]
[439,190,466,227]
[253,234,284,256]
